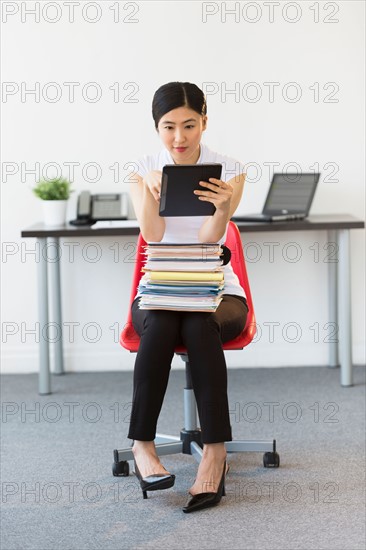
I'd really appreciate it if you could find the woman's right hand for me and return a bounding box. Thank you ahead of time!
[143,170,162,202]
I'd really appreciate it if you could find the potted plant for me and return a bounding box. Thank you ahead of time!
[33,177,73,226]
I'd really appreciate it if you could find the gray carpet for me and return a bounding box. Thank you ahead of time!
[1,365,365,550]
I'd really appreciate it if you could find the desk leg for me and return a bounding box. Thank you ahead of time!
[337,229,353,387]
[37,238,51,394]
[328,230,339,368]
[49,237,64,375]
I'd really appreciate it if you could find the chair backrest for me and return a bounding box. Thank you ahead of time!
[120,221,256,352]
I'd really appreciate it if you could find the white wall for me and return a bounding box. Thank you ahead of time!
[1,1,365,373]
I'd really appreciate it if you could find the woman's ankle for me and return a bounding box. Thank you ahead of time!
[131,440,170,477]
[202,442,227,460]
[132,440,156,454]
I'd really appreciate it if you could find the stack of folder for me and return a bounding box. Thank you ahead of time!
[137,243,225,312]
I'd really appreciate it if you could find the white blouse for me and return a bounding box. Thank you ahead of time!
[134,142,246,299]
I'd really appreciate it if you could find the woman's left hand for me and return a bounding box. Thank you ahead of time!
[194,178,233,214]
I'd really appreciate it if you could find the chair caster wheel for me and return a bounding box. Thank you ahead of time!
[112,460,130,477]
[263,451,280,468]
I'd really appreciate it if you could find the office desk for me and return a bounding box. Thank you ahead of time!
[21,214,364,393]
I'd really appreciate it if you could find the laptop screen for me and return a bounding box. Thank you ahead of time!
[263,173,320,215]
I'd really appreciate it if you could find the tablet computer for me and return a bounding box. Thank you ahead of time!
[159,163,222,217]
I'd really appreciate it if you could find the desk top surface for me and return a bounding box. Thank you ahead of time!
[21,214,365,238]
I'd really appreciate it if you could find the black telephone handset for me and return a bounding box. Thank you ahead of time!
[70,191,93,226]
[70,191,128,226]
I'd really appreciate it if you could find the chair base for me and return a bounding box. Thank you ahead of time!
[112,393,280,476]
[113,430,279,476]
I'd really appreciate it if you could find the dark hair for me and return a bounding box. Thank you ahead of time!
[152,82,207,129]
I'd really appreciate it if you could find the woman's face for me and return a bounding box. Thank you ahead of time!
[157,106,207,164]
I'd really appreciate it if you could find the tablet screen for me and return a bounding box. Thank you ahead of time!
[159,163,222,217]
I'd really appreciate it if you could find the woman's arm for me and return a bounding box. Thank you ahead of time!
[196,173,246,243]
[129,170,166,242]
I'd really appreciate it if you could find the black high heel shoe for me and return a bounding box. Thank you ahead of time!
[182,461,228,513]
[133,459,175,500]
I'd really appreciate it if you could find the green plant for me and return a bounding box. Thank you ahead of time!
[33,177,73,200]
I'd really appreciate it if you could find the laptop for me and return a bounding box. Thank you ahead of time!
[232,172,320,222]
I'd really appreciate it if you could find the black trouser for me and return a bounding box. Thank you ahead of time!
[127,294,249,444]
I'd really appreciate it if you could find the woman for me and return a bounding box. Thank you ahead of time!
[128,81,248,513]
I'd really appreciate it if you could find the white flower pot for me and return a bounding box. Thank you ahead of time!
[42,200,68,227]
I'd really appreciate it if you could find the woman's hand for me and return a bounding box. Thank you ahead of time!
[143,170,162,202]
[194,178,233,215]
[129,171,165,241]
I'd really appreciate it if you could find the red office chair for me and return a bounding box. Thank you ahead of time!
[113,222,279,476]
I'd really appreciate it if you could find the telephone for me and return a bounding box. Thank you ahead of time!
[70,191,128,226]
